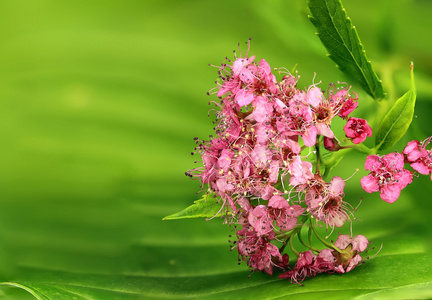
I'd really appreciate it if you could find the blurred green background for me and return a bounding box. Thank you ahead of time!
[0,0,431,299]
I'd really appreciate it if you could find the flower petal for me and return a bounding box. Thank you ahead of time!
[380,185,401,203]
[360,174,379,193]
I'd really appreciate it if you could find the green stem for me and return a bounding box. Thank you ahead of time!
[278,236,290,254]
[310,219,343,253]
[323,166,330,180]
[276,223,303,240]
[278,227,298,253]
[315,141,321,174]
[297,230,320,253]
[308,222,313,247]
[354,143,376,155]
[289,234,299,257]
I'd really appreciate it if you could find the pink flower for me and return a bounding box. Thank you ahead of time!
[216,177,234,192]
[333,235,369,273]
[237,225,286,275]
[235,88,255,107]
[237,197,253,213]
[278,250,319,284]
[307,86,323,108]
[257,59,278,94]
[278,236,368,285]
[313,248,337,271]
[250,144,271,168]
[327,88,359,119]
[232,56,256,77]
[308,86,353,141]
[278,248,338,284]
[217,78,241,98]
[276,91,319,147]
[302,125,319,147]
[332,90,358,118]
[403,140,427,162]
[305,175,348,227]
[338,96,358,118]
[217,148,234,171]
[215,47,281,109]
[403,138,432,179]
[360,153,413,203]
[259,185,279,201]
[268,160,280,184]
[288,156,314,187]
[268,195,304,231]
[334,234,369,253]
[273,135,301,158]
[252,95,274,123]
[279,75,298,97]
[316,123,334,139]
[216,55,256,99]
[249,205,273,235]
[343,117,372,144]
[255,123,274,145]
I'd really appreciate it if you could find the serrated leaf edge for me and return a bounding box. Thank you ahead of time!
[308,0,385,100]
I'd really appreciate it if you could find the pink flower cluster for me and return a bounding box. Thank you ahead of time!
[403,137,432,179]
[360,136,432,203]
[189,43,365,208]
[235,195,305,275]
[181,39,432,287]
[279,235,369,284]
[186,42,372,280]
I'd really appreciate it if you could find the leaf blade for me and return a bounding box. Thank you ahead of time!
[308,0,385,100]
[375,64,416,152]
[163,194,226,220]
[2,250,432,299]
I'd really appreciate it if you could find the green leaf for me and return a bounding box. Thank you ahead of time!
[308,0,385,100]
[163,193,227,220]
[375,64,416,152]
[2,243,432,299]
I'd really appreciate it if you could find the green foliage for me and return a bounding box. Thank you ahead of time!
[375,64,416,152]
[1,241,431,298]
[164,193,226,220]
[308,0,385,100]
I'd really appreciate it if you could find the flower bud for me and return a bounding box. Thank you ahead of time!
[323,137,341,151]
